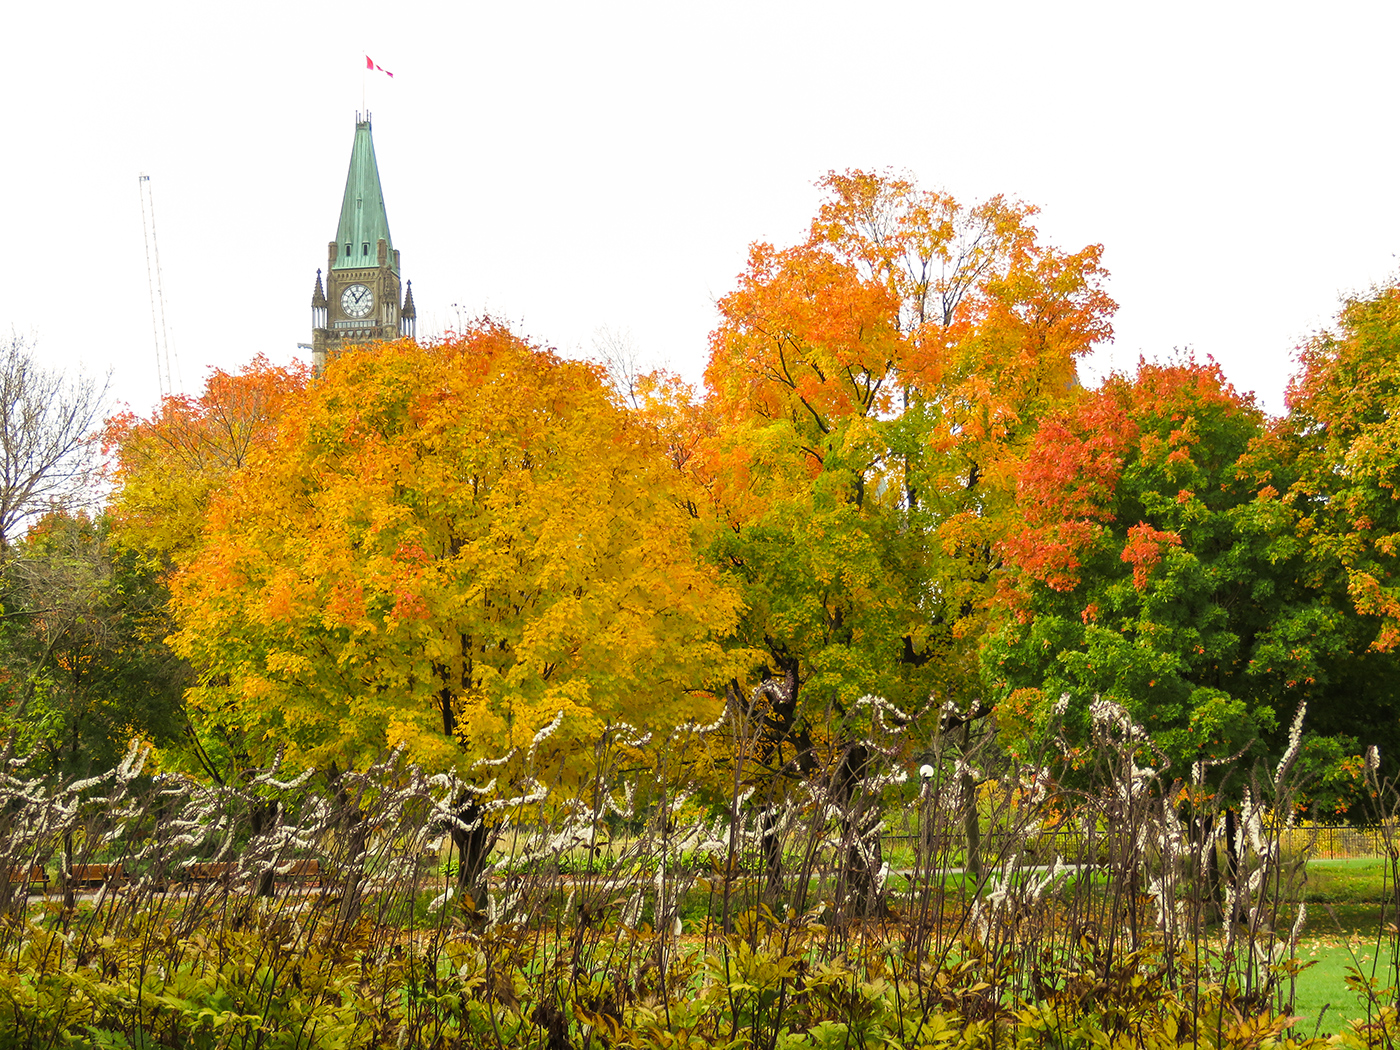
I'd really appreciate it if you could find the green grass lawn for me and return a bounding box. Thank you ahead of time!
[1288,860,1400,1033]
[1291,929,1395,1035]
[1305,857,1397,904]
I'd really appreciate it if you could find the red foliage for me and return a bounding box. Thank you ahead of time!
[999,356,1254,597]
[1120,522,1182,590]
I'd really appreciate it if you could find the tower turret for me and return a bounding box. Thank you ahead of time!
[311,270,327,330]
[400,280,417,338]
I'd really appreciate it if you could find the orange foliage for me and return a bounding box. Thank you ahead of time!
[1284,285,1400,652]
[104,356,309,565]
[689,168,1116,717]
[1004,358,1247,594]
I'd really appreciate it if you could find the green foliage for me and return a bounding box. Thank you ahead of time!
[1,910,1356,1050]
[0,511,185,777]
[0,923,374,1049]
[1277,282,1400,784]
[985,358,1358,799]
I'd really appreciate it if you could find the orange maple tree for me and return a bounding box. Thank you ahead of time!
[103,356,310,566]
[693,169,1116,767]
[1285,284,1400,650]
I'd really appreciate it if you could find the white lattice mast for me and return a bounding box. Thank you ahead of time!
[138,174,180,398]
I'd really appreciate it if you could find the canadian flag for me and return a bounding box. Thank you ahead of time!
[365,55,394,78]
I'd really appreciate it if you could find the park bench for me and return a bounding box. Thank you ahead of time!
[178,860,324,890]
[3,866,49,894]
[183,862,238,885]
[67,864,124,889]
[274,859,321,885]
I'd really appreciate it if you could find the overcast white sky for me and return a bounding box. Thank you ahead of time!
[4,1,1396,420]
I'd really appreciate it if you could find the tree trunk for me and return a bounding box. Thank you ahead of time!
[62,830,76,912]
[961,766,983,883]
[336,817,368,934]
[960,719,982,883]
[1202,814,1223,926]
[759,802,784,903]
[756,658,810,774]
[250,801,278,898]
[835,743,886,918]
[327,766,368,936]
[452,795,495,913]
[749,659,816,908]
[1223,807,1241,927]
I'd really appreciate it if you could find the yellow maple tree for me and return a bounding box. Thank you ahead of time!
[169,327,745,775]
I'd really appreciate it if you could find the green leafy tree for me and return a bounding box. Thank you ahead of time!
[0,511,186,779]
[984,358,1360,809]
[1275,281,1400,782]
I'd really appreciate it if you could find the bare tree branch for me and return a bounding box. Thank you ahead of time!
[592,325,647,411]
[0,334,109,551]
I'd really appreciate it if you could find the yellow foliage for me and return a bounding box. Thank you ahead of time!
[170,328,746,774]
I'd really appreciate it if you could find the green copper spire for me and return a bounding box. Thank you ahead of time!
[332,119,396,273]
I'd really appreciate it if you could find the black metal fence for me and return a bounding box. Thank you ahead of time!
[882,821,1398,864]
[1281,825,1393,860]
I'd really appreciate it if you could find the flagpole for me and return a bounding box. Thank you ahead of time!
[361,54,393,119]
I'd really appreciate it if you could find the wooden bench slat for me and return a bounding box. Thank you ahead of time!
[274,859,321,880]
[68,863,124,887]
[184,862,237,881]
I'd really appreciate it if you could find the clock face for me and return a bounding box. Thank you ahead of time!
[340,283,374,319]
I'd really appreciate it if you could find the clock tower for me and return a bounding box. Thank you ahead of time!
[310,115,416,371]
